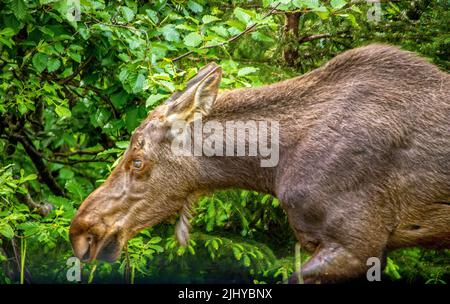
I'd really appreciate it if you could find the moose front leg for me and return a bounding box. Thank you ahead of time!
[289,244,373,284]
[281,188,392,283]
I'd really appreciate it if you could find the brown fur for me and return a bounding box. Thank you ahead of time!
[70,44,450,282]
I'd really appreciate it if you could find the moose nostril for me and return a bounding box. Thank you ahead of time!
[79,234,95,262]
[71,233,96,261]
[86,234,93,245]
[81,246,91,261]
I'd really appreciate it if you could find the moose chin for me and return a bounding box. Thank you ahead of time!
[70,44,450,283]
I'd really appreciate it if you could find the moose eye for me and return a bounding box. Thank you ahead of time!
[132,159,143,169]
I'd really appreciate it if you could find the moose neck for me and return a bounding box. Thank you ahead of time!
[196,153,277,195]
[192,69,326,195]
[194,81,298,196]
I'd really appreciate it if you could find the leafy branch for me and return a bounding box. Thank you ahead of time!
[8,132,65,197]
[172,3,281,62]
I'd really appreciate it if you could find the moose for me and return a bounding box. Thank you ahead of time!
[70,44,450,283]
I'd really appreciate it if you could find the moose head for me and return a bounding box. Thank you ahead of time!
[69,63,222,262]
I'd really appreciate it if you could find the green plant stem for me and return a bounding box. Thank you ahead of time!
[295,242,303,284]
[20,237,26,284]
[88,264,97,284]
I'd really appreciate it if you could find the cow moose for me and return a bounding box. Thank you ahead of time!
[70,44,450,283]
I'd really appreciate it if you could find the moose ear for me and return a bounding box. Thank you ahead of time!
[165,63,222,123]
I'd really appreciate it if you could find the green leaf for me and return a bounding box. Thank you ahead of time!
[117,53,130,62]
[238,67,258,77]
[59,168,74,180]
[121,6,135,22]
[161,25,180,42]
[145,9,157,24]
[149,236,162,244]
[111,90,129,109]
[11,0,27,21]
[384,257,402,280]
[39,26,54,37]
[234,7,252,25]
[126,108,139,132]
[68,51,81,63]
[118,68,129,83]
[175,24,196,32]
[0,223,14,239]
[294,0,319,9]
[149,244,164,253]
[69,51,81,63]
[47,58,61,72]
[132,73,146,93]
[146,94,167,108]
[183,32,202,47]
[79,26,90,40]
[17,103,28,115]
[55,105,72,118]
[314,6,330,19]
[21,173,37,182]
[251,32,274,42]
[158,80,176,92]
[187,0,203,13]
[243,255,251,267]
[232,246,242,260]
[32,53,49,73]
[346,13,359,28]
[17,222,39,237]
[0,37,13,48]
[91,107,111,127]
[331,0,347,10]
[65,179,84,200]
[115,141,129,149]
[202,15,220,24]
[97,148,122,157]
[211,26,229,38]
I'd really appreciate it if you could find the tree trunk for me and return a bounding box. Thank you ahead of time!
[283,12,301,66]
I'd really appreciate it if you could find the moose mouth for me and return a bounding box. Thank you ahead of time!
[77,233,122,263]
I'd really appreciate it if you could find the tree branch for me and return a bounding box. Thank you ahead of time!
[10,133,65,196]
[15,191,53,217]
[298,30,351,44]
[57,56,93,85]
[68,80,119,119]
[299,33,332,43]
[44,157,112,165]
[53,149,104,157]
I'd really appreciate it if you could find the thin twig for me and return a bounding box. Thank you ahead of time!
[68,80,119,118]
[57,56,93,85]
[298,30,350,44]
[53,150,104,157]
[43,157,112,165]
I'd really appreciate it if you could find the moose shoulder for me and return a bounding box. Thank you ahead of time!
[70,44,450,283]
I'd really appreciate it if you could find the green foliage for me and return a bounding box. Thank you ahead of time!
[0,0,448,284]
